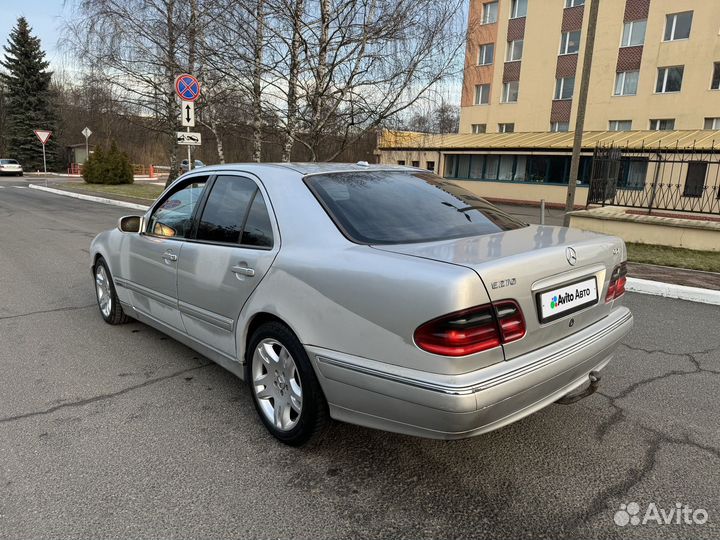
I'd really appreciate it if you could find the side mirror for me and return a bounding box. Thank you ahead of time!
[118,215,143,233]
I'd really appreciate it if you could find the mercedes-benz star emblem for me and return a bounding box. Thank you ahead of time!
[566,247,577,266]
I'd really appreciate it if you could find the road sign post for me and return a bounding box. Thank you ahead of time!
[34,130,52,174]
[174,74,201,173]
[82,127,92,166]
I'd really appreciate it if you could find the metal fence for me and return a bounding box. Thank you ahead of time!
[587,143,720,214]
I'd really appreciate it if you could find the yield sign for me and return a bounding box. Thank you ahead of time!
[34,130,52,145]
[175,74,201,102]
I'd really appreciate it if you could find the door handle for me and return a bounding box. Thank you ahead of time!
[162,251,178,262]
[231,265,255,277]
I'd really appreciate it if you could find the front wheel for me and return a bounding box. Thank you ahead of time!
[94,258,130,325]
[247,322,328,446]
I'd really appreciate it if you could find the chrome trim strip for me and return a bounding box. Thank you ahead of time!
[114,277,177,309]
[317,310,632,396]
[178,301,234,332]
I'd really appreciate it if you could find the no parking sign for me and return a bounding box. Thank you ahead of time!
[175,74,201,102]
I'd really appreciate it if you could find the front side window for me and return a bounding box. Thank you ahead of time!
[472,123,487,134]
[705,118,720,130]
[304,171,526,244]
[196,175,273,247]
[498,123,515,133]
[664,11,693,41]
[478,43,494,65]
[650,119,675,131]
[551,122,569,132]
[609,120,632,131]
[622,20,646,47]
[614,70,639,95]
[554,77,575,100]
[560,31,581,54]
[475,84,491,105]
[482,1,498,24]
[148,178,208,238]
[506,39,523,62]
[502,81,519,103]
[656,66,683,93]
[510,0,527,18]
[712,62,720,90]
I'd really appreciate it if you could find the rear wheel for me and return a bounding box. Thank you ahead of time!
[247,322,328,446]
[94,257,130,325]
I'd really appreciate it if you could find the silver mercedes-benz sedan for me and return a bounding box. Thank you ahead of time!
[90,163,633,446]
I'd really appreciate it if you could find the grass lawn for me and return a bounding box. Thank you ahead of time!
[627,243,720,273]
[59,182,165,201]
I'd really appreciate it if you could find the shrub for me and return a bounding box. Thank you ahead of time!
[83,141,134,185]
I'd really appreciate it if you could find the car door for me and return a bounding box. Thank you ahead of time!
[177,173,279,359]
[124,175,209,332]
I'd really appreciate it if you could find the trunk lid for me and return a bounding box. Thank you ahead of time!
[373,225,626,360]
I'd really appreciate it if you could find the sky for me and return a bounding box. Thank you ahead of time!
[0,0,71,66]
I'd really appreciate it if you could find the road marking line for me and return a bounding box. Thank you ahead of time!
[28,184,149,211]
[626,277,720,306]
[12,186,27,189]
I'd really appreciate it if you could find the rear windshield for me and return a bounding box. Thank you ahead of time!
[0,159,18,164]
[305,171,527,244]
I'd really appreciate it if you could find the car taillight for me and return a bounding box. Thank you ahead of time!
[605,262,628,302]
[414,300,525,357]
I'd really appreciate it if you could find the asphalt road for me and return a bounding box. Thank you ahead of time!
[1,177,720,539]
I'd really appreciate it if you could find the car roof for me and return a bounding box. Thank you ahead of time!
[184,162,419,177]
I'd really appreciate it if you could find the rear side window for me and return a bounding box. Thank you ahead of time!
[196,175,274,247]
[197,176,258,244]
[241,191,273,247]
[305,171,526,244]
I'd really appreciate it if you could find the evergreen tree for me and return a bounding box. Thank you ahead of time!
[0,17,59,170]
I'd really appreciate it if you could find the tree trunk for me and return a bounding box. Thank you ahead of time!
[252,0,265,162]
[281,0,304,162]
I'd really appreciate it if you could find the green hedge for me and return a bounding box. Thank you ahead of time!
[83,142,134,185]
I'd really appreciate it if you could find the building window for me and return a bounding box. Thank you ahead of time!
[554,77,575,100]
[618,159,648,190]
[501,81,519,103]
[426,161,435,172]
[684,162,707,198]
[560,31,581,55]
[474,84,491,105]
[551,122,569,132]
[478,43,494,65]
[704,118,720,130]
[712,62,720,90]
[650,119,675,131]
[614,70,639,96]
[565,0,584,7]
[656,66,683,93]
[621,20,646,47]
[482,1,498,24]
[609,120,632,131]
[471,123,487,134]
[411,160,420,167]
[664,11,693,41]
[506,39,524,62]
[510,0,528,19]
[397,160,406,165]
[498,123,515,133]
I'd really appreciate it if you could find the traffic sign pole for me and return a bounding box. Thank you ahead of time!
[42,144,47,174]
[187,127,192,171]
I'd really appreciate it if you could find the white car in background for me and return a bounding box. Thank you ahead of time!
[0,159,23,176]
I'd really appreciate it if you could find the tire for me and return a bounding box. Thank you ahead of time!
[246,322,328,446]
[94,257,130,325]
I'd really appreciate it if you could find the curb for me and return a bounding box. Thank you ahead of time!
[28,184,149,211]
[626,277,720,306]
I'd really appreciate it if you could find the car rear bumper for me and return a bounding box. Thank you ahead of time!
[308,307,633,439]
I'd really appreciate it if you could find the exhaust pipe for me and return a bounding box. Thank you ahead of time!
[555,371,601,405]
